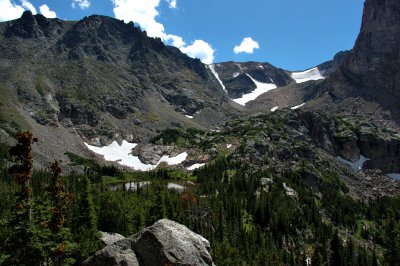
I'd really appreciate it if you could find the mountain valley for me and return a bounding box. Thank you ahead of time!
[0,0,400,265]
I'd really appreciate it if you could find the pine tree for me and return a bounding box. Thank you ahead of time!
[329,230,342,266]
[71,173,100,259]
[3,131,41,265]
[40,161,76,265]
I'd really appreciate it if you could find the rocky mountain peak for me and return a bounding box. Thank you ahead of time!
[328,0,400,103]
[4,10,64,39]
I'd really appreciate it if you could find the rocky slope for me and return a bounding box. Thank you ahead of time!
[150,108,400,199]
[0,0,399,173]
[0,11,243,167]
[209,61,293,98]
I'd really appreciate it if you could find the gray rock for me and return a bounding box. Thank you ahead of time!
[100,231,126,246]
[132,144,175,165]
[84,239,139,266]
[130,219,214,266]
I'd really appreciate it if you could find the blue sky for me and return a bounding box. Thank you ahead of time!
[0,0,364,70]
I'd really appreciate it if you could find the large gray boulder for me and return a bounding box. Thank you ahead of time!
[131,219,214,266]
[83,239,139,266]
[84,219,214,266]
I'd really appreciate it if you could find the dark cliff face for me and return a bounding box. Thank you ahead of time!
[317,50,350,77]
[327,0,400,109]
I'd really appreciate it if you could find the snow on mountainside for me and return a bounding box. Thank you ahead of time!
[232,74,277,106]
[85,141,187,171]
[291,67,325,83]
[208,65,227,93]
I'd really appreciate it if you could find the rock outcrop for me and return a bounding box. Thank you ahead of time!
[84,239,139,266]
[325,0,400,120]
[84,219,214,266]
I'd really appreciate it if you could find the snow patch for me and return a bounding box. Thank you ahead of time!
[233,72,240,78]
[336,155,370,171]
[291,67,325,83]
[226,144,232,149]
[386,173,400,180]
[232,74,277,106]
[185,115,193,119]
[271,106,278,112]
[291,103,305,110]
[209,64,227,92]
[187,163,205,171]
[85,141,187,171]
[159,152,188,166]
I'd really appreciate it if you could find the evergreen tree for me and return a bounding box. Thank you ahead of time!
[3,131,41,265]
[329,230,342,266]
[39,161,76,265]
[71,173,100,259]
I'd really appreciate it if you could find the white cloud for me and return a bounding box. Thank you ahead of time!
[112,0,165,38]
[111,0,215,64]
[164,34,185,48]
[234,37,260,54]
[71,0,91,10]
[39,4,56,18]
[181,40,214,65]
[0,0,24,21]
[167,0,176,8]
[21,0,36,14]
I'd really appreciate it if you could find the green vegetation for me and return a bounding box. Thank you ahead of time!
[1,127,400,265]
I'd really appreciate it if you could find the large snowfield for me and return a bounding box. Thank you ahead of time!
[85,141,187,171]
[291,67,325,83]
[232,74,277,106]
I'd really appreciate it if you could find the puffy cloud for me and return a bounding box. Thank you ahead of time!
[167,0,176,9]
[233,37,260,54]
[112,0,165,38]
[164,34,185,48]
[39,4,56,18]
[72,0,91,9]
[21,0,36,14]
[181,40,215,65]
[111,0,214,64]
[0,0,24,21]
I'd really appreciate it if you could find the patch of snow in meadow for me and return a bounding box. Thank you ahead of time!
[291,103,305,110]
[85,141,187,171]
[232,74,277,106]
[271,106,279,112]
[226,144,232,149]
[336,155,370,171]
[209,64,227,92]
[187,163,206,171]
[159,152,188,165]
[291,67,325,83]
[185,115,193,119]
